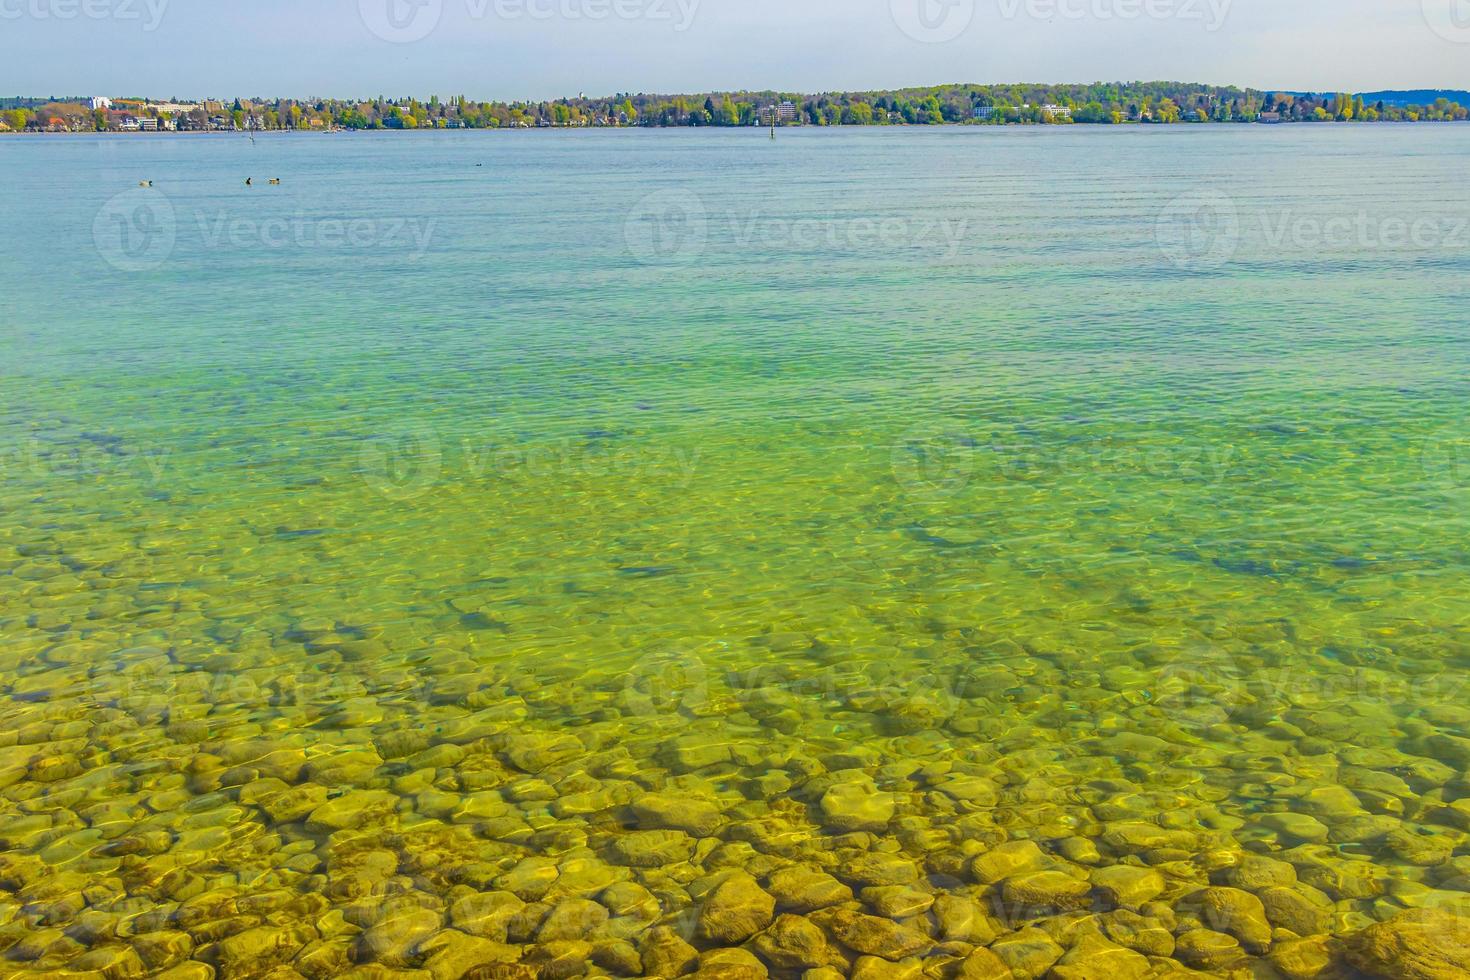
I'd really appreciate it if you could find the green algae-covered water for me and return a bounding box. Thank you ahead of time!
[1,126,1469,979]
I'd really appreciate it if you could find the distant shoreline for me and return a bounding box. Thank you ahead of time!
[5,119,1468,137]
[5,85,1465,133]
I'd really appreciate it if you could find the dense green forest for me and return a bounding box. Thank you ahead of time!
[4,83,1467,132]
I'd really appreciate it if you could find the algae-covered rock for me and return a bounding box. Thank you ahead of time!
[215,924,317,974]
[598,881,661,921]
[130,930,194,971]
[692,946,768,979]
[606,829,695,868]
[535,897,608,942]
[305,790,398,832]
[661,736,732,773]
[954,947,1013,979]
[861,885,934,919]
[1217,853,1298,891]
[812,908,932,960]
[750,913,838,970]
[590,939,642,976]
[819,782,896,832]
[766,866,853,913]
[631,795,725,837]
[639,925,699,977]
[1100,910,1174,957]
[1048,935,1151,980]
[931,894,996,945]
[1344,908,1470,979]
[1259,813,1331,844]
[354,908,442,967]
[988,928,1063,978]
[1090,866,1164,910]
[522,939,594,979]
[505,733,582,773]
[449,891,524,940]
[417,930,521,980]
[70,945,149,978]
[970,841,1046,884]
[1173,928,1246,972]
[1099,822,1196,854]
[1259,884,1334,936]
[696,871,775,944]
[1000,871,1092,913]
[257,783,331,824]
[1385,827,1456,867]
[295,938,355,979]
[496,856,558,901]
[1269,936,1336,980]
[1186,886,1273,954]
[850,954,923,980]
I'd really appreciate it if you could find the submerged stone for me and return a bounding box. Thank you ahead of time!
[1344,909,1470,980]
[819,782,896,832]
[695,871,775,944]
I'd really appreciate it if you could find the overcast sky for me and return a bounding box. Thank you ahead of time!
[5,0,1468,100]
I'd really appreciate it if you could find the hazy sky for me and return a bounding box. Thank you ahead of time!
[5,0,1468,99]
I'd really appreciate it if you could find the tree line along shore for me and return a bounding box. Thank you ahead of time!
[4,83,1468,133]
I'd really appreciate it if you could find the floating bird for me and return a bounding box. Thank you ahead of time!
[268,178,281,185]
[245,177,253,186]
[138,180,152,187]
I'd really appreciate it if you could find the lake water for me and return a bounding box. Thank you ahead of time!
[2,126,1469,978]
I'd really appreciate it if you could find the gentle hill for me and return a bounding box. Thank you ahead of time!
[1360,89,1470,106]
[1282,89,1470,107]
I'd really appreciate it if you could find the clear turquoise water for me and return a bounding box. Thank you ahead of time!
[1,127,1469,977]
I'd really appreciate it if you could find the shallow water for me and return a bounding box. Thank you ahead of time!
[1,126,1469,978]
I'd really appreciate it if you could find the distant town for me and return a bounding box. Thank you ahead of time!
[3,84,1468,133]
